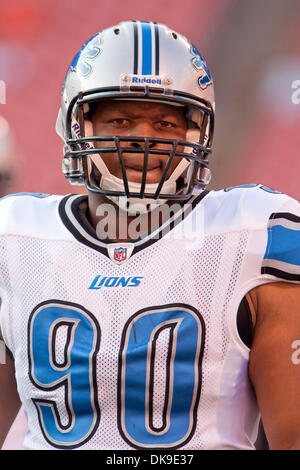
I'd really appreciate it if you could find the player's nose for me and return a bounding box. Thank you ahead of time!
[127,120,157,148]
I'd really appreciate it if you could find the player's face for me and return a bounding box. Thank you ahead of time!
[90,100,187,184]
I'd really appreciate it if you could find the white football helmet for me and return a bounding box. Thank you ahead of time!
[56,20,215,214]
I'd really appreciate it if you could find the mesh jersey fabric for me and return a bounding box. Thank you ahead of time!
[0,186,299,450]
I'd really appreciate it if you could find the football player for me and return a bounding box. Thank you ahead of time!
[0,21,299,450]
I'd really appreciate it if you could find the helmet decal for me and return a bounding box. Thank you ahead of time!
[189,43,212,90]
[70,33,103,78]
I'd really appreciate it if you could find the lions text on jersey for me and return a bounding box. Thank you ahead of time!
[0,185,300,450]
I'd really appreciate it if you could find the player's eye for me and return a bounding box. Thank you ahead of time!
[156,120,176,130]
[111,118,130,128]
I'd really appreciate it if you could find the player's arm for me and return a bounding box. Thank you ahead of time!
[0,329,21,448]
[248,282,300,450]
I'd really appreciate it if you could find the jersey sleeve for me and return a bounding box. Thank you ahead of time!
[261,196,300,281]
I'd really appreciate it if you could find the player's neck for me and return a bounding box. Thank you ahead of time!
[86,193,159,243]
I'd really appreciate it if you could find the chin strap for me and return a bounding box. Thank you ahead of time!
[100,174,176,215]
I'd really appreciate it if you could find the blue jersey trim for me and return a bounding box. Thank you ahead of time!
[0,192,50,201]
[264,225,300,266]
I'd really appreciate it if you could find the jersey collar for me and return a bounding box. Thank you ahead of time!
[58,192,209,264]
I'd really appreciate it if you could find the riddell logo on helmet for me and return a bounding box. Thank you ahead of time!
[132,76,162,85]
[72,123,94,150]
[120,74,164,87]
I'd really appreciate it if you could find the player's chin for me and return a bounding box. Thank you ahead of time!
[123,167,163,184]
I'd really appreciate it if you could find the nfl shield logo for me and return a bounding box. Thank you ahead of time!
[114,247,127,261]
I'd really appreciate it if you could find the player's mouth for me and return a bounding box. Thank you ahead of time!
[124,164,161,184]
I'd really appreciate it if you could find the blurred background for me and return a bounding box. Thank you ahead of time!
[1,0,300,451]
[0,0,299,200]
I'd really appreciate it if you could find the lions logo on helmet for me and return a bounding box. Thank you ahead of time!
[189,43,213,90]
[70,33,103,78]
[56,21,215,215]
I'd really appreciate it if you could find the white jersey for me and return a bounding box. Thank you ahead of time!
[0,185,300,450]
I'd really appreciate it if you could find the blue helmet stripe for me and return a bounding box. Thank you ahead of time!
[140,21,152,75]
